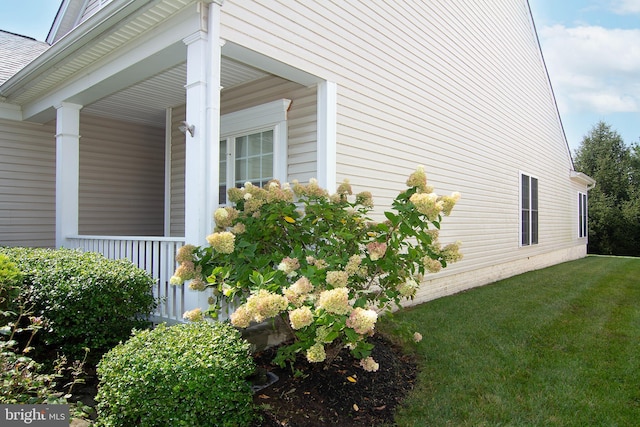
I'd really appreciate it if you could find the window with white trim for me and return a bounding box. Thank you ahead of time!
[521,173,538,246]
[219,99,291,204]
[578,192,588,238]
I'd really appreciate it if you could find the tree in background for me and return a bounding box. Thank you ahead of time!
[573,121,640,256]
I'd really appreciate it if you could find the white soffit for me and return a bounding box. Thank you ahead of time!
[82,57,269,126]
[9,0,191,106]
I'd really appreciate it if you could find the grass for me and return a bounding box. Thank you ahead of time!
[382,256,640,426]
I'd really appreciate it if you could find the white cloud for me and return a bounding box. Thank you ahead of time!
[611,0,640,14]
[570,91,638,113]
[539,24,640,114]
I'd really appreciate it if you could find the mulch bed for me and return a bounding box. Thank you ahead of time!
[251,334,418,427]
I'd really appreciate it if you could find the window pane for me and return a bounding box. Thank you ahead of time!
[531,177,538,210]
[235,158,245,182]
[219,140,227,204]
[521,175,530,210]
[531,211,538,244]
[233,130,275,188]
[262,154,273,178]
[262,130,274,153]
[522,210,530,246]
[249,133,262,156]
[580,193,588,238]
[236,136,248,158]
[219,140,227,181]
[578,194,583,237]
[247,156,262,180]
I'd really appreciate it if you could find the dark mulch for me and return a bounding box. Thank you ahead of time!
[250,334,418,427]
[65,334,417,426]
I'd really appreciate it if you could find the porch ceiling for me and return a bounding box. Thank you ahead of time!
[81,56,270,126]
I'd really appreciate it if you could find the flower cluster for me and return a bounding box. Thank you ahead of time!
[283,277,314,306]
[360,356,379,372]
[170,260,198,284]
[346,307,378,335]
[243,290,289,324]
[317,288,351,315]
[326,270,349,287]
[289,306,314,330]
[366,242,387,261]
[173,167,462,371]
[306,343,327,363]
[183,308,203,322]
[409,192,442,221]
[206,231,235,254]
[278,257,300,277]
[397,277,420,298]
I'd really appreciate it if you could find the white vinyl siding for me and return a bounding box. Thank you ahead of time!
[220,0,584,303]
[78,114,165,236]
[169,104,186,237]
[80,0,113,23]
[169,77,315,234]
[0,118,56,247]
[221,75,318,183]
[578,192,588,239]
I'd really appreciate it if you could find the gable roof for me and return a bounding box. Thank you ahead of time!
[47,0,92,45]
[0,31,50,86]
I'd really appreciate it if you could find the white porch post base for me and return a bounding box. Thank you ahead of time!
[55,102,82,248]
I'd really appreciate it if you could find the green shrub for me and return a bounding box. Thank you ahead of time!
[0,254,67,404]
[0,247,157,358]
[0,253,22,311]
[96,322,256,427]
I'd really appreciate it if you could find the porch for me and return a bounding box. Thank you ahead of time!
[43,1,337,321]
[68,235,186,324]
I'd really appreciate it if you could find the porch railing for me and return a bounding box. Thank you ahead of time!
[67,235,186,324]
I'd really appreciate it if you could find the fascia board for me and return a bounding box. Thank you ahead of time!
[0,0,146,98]
[0,102,22,121]
[570,171,596,189]
[20,3,200,122]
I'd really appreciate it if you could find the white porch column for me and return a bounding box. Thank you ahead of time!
[317,81,337,192]
[183,1,222,311]
[55,102,82,248]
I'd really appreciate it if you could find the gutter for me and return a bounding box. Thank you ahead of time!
[570,171,596,191]
[0,0,155,99]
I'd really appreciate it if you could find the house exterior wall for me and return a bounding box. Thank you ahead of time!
[0,118,56,247]
[78,114,165,236]
[220,0,590,304]
[168,75,318,235]
[220,76,318,183]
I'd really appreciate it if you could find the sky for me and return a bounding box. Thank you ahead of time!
[0,1,638,154]
[529,0,640,153]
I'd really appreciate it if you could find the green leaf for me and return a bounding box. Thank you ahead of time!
[384,211,399,225]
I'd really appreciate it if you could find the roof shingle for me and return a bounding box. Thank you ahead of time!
[0,30,50,86]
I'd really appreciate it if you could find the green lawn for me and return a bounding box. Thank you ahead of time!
[383,256,640,426]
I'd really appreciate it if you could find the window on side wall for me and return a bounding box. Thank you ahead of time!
[520,173,538,246]
[219,99,291,204]
[578,192,588,238]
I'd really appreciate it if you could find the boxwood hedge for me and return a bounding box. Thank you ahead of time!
[96,322,256,427]
[0,247,157,358]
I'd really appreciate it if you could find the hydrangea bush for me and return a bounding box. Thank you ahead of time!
[172,166,462,370]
